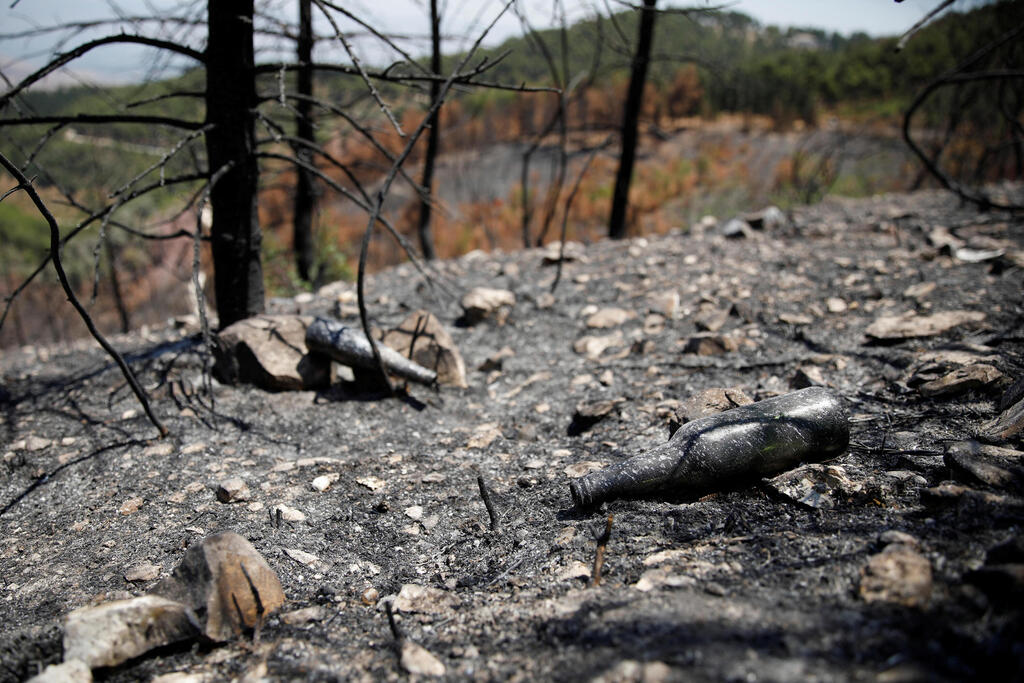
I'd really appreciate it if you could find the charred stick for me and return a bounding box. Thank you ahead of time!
[592,514,614,587]
[385,599,403,643]
[477,476,501,531]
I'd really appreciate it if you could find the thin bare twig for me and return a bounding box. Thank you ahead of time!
[0,34,204,109]
[592,514,614,587]
[895,0,956,51]
[551,137,612,293]
[0,172,205,334]
[477,475,501,530]
[312,0,404,137]
[0,152,167,437]
[903,70,1024,211]
[354,0,517,395]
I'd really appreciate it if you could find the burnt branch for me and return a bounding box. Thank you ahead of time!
[0,172,205,334]
[903,70,1024,211]
[312,0,404,137]
[355,0,517,394]
[0,114,204,129]
[0,152,167,437]
[0,35,204,110]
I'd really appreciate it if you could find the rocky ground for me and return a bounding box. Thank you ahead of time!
[1,184,1023,682]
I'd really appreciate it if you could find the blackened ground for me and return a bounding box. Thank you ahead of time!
[1,184,1023,681]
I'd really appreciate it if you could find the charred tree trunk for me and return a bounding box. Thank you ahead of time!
[293,0,317,282]
[417,0,442,261]
[608,0,657,240]
[206,1,264,327]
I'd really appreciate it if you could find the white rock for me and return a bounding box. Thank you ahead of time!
[401,640,446,677]
[311,474,337,492]
[273,504,306,522]
[284,548,320,566]
[586,307,636,329]
[26,659,92,683]
[393,584,458,614]
[461,287,515,324]
[124,562,160,582]
[356,476,386,492]
[63,596,199,668]
[215,477,251,503]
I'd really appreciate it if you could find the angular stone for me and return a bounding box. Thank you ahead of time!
[401,640,445,677]
[24,436,52,452]
[215,477,251,503]
[214,315,331,391]
[669,387,752,435]
[919,364,1003,397]
[467,423,502,449]
[26,659,92,683]
[779,312,813,326]
[681,334,752,356]
[859,544,932,608]
[694,307,730,333]
[791,366,827,389]
[721,218,751,238]
[461,287,515,325]
[766,464,862,510]
[585,307,636,329]
[152,532,285,642]
[381,310,468,388]
[280,606,326,625]
[568,398,625,436]
[744,205,787,230]
[478,346,514,372]
[573,332,624,360]
[826,297,848,314]
[393,584,458,615]
[564,461,606,478]
[944,441,1024,493]
[283,548,319,567]
[979,393,1024,443]
[541,240,584,264]
[648,291,679,318]
[903,281,936,301]
[273,504,305,522]
[865,310,985,341]
[124,562,161,583]
[63,596,200,669]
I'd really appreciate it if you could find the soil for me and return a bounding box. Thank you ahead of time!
[1,185,1023,682]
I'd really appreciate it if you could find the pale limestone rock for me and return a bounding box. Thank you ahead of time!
[382,310,467,388]
[26,659,92,683]
[860,544,932,608]
[401,640,446,677]
[63,596,199,668]
[865,310,985,340]
[461,287,515,324]
[214,315,331,391]
[585,307,636,329]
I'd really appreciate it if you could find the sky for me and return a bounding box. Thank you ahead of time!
[0,0,954,87]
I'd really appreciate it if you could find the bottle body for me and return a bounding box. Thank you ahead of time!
[569,387,849,507]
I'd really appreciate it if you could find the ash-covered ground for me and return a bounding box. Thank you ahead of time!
[1,185,1023,681]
